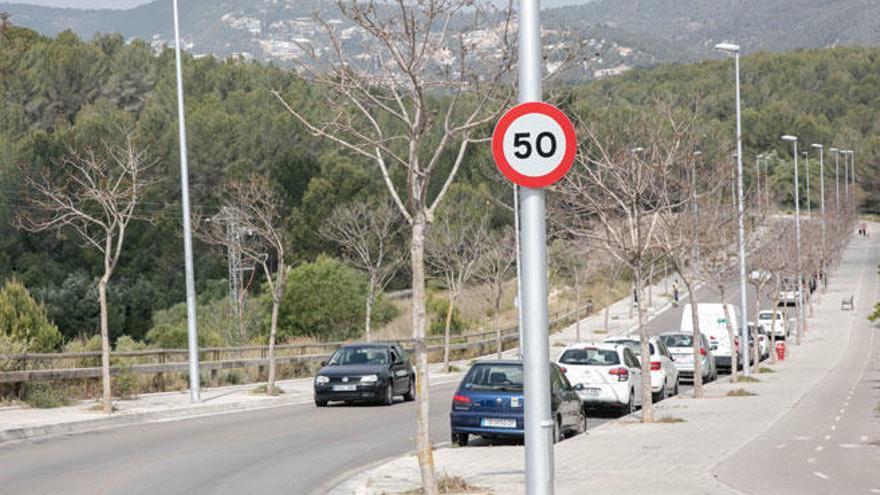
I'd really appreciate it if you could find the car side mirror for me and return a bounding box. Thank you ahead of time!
[669,355,675,362]
[574,383,585,391]
[391,355,399,364]
[320,361,327,367]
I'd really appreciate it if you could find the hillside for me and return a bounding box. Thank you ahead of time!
[3,0,880,77]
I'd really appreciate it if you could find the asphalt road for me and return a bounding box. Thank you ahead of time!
[714,235,880,495]
[0,277,765,495]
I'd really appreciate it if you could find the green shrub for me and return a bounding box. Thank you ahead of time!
[427,295,468,336]
[145,296,255,348]
[277,256,395,341]
[0,334,27,371]
[25,381,73,408]
[63,335,102,367]
[0,279,62,352]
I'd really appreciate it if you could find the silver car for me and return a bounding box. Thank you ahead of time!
[658,332,717,383]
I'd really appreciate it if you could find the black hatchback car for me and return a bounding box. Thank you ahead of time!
[313,343,415,407]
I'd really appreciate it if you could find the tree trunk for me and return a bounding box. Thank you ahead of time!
[365,276,376,343]
[679,267,703,398]
[443,294,455,373]
[575,271,581,342]
[604,302,611,333]
[752,286,761,374]
[267,294,280,395]
[98,277,112,414]
[411,211,438,495]
[635,264,654,423]
[647,263,654,309]
[719,284,738,382]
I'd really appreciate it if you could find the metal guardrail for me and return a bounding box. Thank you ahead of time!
[0,304,592,384]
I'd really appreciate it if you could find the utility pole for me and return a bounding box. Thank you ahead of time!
[803,151,811,218]
[172,0,200,403]
[782,135,803,344]
[811,144,826,262]
[831,148,840,214]
[519,1,554,493]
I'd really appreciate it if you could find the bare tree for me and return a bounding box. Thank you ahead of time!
[550,238,590,342]
[697,240,740,382]
[556,109,689,423]
[18,134,156,413]
[199,176,288,395]
[474,226,515,358]
[273,2,516,489]
[320,198,406,342]
[426,207,488,372]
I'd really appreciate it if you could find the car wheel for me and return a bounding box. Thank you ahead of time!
[653,381,667,403]
[403,377,415,402]
[673,379,680,397]
[621,391,635,417]
[553,417,563,443]
[575,410,588,435]
[381,384,394,406]
[315,398,328,407]
[451,433,469,447]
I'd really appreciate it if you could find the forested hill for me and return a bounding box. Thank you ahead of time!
[0,24,877,347]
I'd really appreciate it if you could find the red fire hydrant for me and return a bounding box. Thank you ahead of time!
[775,341,786,361]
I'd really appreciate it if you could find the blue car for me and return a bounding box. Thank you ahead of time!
[449,360,586,447]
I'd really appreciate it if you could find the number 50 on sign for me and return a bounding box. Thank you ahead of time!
[492,102,577,189]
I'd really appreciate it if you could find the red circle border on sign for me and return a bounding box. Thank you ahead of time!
[491,101,577,189]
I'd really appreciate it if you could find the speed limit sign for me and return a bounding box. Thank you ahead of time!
[492,102,576,188]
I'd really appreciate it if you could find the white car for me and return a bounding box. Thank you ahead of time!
[556,343,643,416]
[602,335,680,402]
[757,309,789,339]
[777,277,799,306]
[680,303,741,371]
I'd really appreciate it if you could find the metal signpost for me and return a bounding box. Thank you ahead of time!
[492,3,577,489]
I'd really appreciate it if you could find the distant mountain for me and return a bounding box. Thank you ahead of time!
[3,0,880,78]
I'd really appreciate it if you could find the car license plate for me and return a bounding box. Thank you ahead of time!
[675,353,692,362]
[332,384,357,392]
[481,418,516,428]
[582,388,601,397]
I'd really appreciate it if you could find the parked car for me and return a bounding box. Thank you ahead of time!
[777,277,799,306]
[556,343,643,415]
[757,309,789,339]
[658,332,718,383]
[449,361,585,446]
[313,343,415,407]
[680,303,741,372]
[751,323,770,361]
[602,335,679,401]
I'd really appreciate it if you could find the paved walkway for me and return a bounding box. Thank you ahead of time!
[329,232,874,495]
[0,267,679,445]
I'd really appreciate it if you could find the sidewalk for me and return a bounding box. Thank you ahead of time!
[329,234,872,495]
[0,269,678,446]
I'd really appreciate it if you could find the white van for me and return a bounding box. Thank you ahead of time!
[680,304,741,370]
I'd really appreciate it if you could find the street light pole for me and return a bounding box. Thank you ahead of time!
[172,0,200,403]
[518,1,553,493]
[811,144,826,259]
[716,42,750,374]
[844,150,851,211]
[782,135,803,345]
[803,151,811,218]
[831,148,840,214]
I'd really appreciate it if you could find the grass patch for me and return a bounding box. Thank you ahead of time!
[87,403,119,412]
[656,416,687,423]
[758,367,775,374]
[738,376,761,383]
[553,341,567,347]
[394,474,490,494]
[727,388,757,397]
[251,384,285,395]
[24,382,73,409]
[593,328,608,335]
[447,365,462,373]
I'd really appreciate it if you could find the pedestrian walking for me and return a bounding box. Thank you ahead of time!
[672,280,680,307]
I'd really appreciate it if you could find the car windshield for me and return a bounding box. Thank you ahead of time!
[461,364,523,392]
[559,348,620,366]
[660,334,694,348]
[328,346,389,366]
[606,340,655,356]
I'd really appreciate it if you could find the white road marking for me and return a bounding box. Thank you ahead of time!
[861,436,869,442]
[844,402,850,407]
[840,408,846,414]
[815,446,824,452]
[776,443,787,449]
[831,425,837,431]
[794,435,812,441]
[814,472,830,480]
[835,416,842,422]
[824,435,832,440]
[869,488,880,494]
[807,457,816,464]
[838,443,861,449]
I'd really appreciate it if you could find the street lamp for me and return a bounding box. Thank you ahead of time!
[811,144,826,256]
[830,147,840,213]
[781,135,804,345]
[802,151,811,218]
[716,42,750,374]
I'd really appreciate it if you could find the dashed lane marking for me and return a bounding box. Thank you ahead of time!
[824,435,832,440]
[777,443,787,449]
[816,446,824,452]
[838,443,861,449]
[807,457,816,464]
[814,472,830,480]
